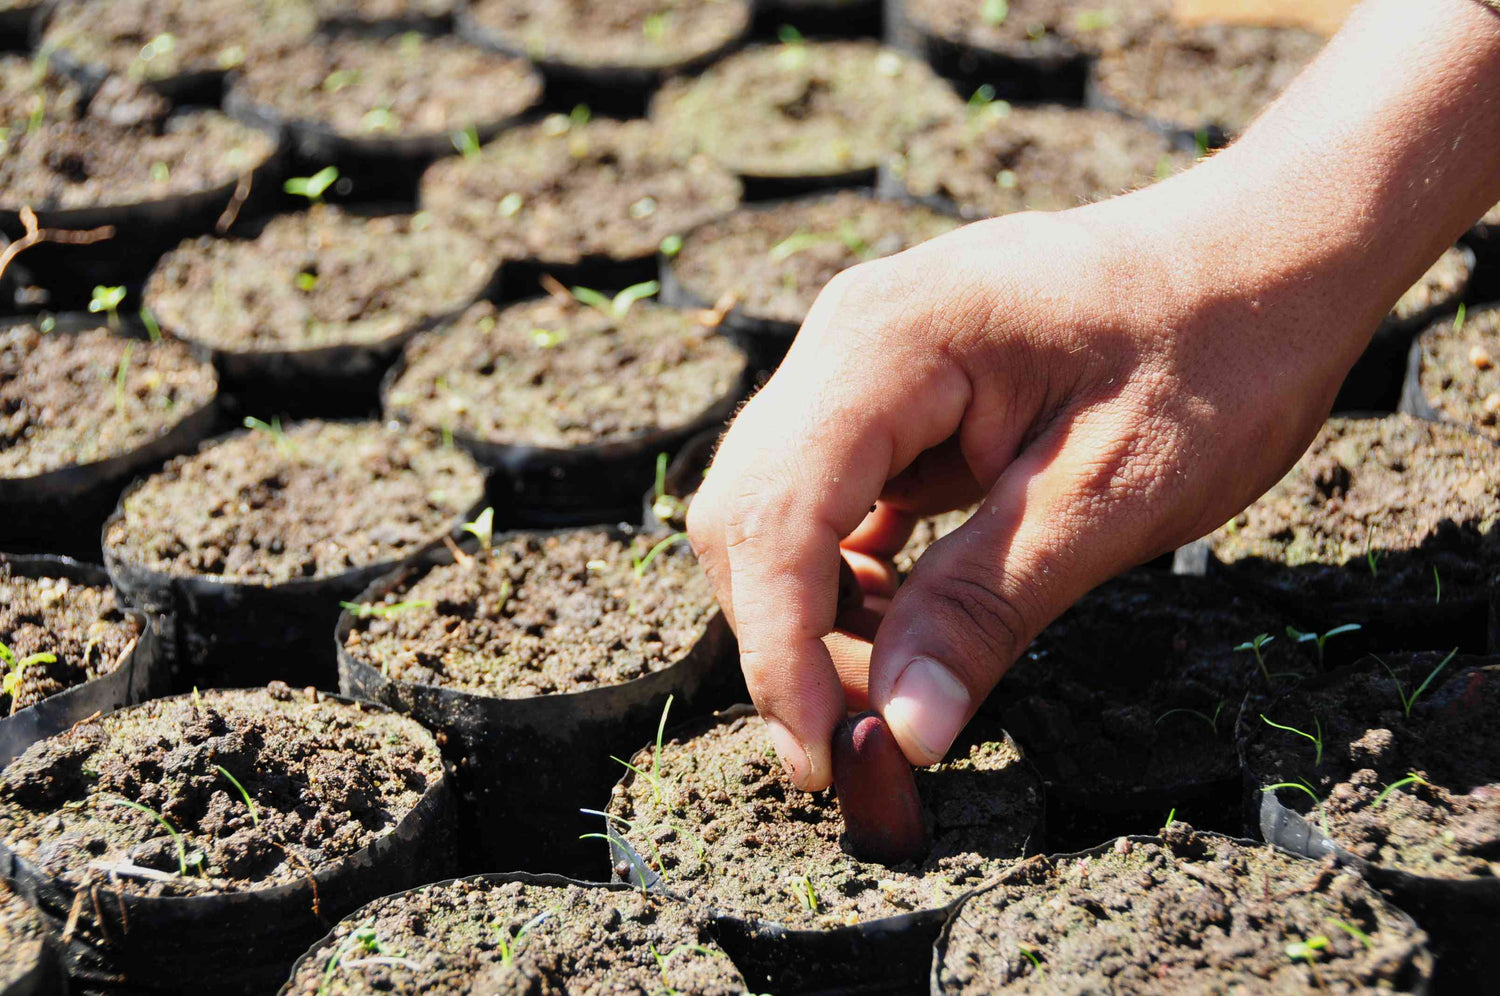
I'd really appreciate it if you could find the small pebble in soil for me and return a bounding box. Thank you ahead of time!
[1469,344,1494,370]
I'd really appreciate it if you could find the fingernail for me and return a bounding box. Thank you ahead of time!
[885,656,970,765]
[763,718,811,787]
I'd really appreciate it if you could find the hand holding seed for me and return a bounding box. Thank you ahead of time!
[832,712,928,864]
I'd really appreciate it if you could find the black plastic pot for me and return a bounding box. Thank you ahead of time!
[753,0,882,39]
[101,436,485,690]
[223,68,541,203]
[336,528,739,878]
[0,554,166,768]
[0,114,287,306]
[454,5,751,118]
[0,2,45,50]
[0,315,220,562]
[604,704,1044,994]
[381,325,749,526]
[41,42,228,108]
[931,829,1436,995]
[0,689,454,995]
[884,0,1087,103]
[495,251,662,305]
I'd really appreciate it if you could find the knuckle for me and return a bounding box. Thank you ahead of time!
[923,570,1031,671]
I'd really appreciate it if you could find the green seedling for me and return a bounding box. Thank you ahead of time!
[1194,129,1211,158]
[89,284,126,328]
[571,280,660,318]
[1017,945,1044,979]
[361,107,398,133]
[242,416,297,457]
[659,234,683,258]
[295,270,318,292]
[837,219,871,258]
[1377,647,1459,718]
[451,124,481,161]
[1263,780,1321,805]
[322,68,360,92]
[1234,633,1276,683]
[1365,547,1383,577]
[634,533,687,579]
[1284,623,1361,666]
[777,24,805,45]
[1433,565,1442,604]
[768,229,830,262]
[339,599,433,619]
[651,942,720,996]
[139,307,162,343]
[610,694,674,805]
[1374,771,1429,809]
[1454,302,1467,334]
[318,925,418,995]
[570,103,591,127]
[461,507,495,551]
[114,342,135,416]
[981,0,1009,25]
[215,766,259,827]
[792,875,819,913]
[0,642,55,709]
[1261,714,1323,767]
[651,452,688,522]
[1163,807,1177,828]
[1154,701,1225,735]
[1330,919,1373,948]
[103,796,191,875]
[1286,935,1329,965]
[643,11,667,40]
[284,166,339,203]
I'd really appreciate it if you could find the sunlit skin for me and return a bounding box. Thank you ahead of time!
[687,0,1500,844]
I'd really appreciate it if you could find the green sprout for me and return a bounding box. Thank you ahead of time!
[1433,566,1442,604]
[322,68,360,92]
[578,810,671,888]
[981,0,1009,25]
[461,507,495,551]
[777,24,805,45]
[634,533,687,579]
[1454,302,1467,334]
[103,796,191,876]
[0,642,55,709]
[837,219,870,258]
[572,280,660,319]
[768,229,830,262]
[790,875,818,912]
[242,416,297,457]
[651,942,720,996]
[1286,935,1329,966]
[339,599,433,619]
[1163,807,1176,828]
[361,107,398,133]
[1017,944,1044,979]
[451,124,481,161]
[1261,714,1323,767]
[643,12,667,40]
[659,234,683,257]
[215,766,259,827]
[139,307,163,343]
[1284,623,1361,666]
[318,925,418,995]
[1366,547,1383,577]
[651,452,688,523]
[295,270,318,292]
[1234,633,1275,683]
[1377,647,1459,718]
[113,342,135,416]
[1194,129,1211,158]
[1263,780,1321,805]
[1330,919,1373,948]
[284,166,339,203]
[1373,771,1429,809]
[89,284,127,328]
[610,694,674,805]
[1154,701,1224,735]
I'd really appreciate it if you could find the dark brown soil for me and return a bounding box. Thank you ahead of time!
[652,41,965,179]
[1416,304,1500,432]
[993,572,1313,800]
[285,877,745,995]
[144,206,493,353]
[421,116,742,266]
[313,0,455,19]
[0,323,218,478]
[904,0,1167,56]
[0,879,47,990]
[465,0,750,71]
[0,563,142,714]
[41,0,317,81]
[344,528,717,697]
[1242,652,1500,881]
[0,686,442,897]
[0,110,278,211]
[1090,21,1326,134]
[385,298,746,448]
[669,192,961,326]
[1390,246,1471,324]
[937,824,1432,993]
[1208,415,1500,605]
[891,103,1192,218]
[606,710,1042,928]
[234,34,541,139]
[0,54,84,127]
[103,420,485,584]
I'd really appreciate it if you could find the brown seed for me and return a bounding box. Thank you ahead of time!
[1469,345,1494,370]
[832,711,928,864]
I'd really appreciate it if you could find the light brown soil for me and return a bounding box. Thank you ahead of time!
[145,207,493,353]
[0,880,47,990]
[0,686,442,897]
[0,323,217,478]
[421,116,741,265]
[904,0,1168,55]
[1390,246,1471,324]
[103,420,485,584]
[464,0,750,71]
[0,54,84,127]
[343,529,717,697]
[233,34,540,139]
[652,41,966,179]
[386,297,746,448]
[1416,305,1500,432]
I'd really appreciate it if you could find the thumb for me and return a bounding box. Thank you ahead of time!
[868,417,1170,766]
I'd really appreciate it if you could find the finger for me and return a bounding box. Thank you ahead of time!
[879,434,986,515]
[869,411,1176,766]
[841,549,900,599]
[842,502,918,560]
[823,629,873,711]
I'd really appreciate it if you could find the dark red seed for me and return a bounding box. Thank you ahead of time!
[832,711,928,864]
